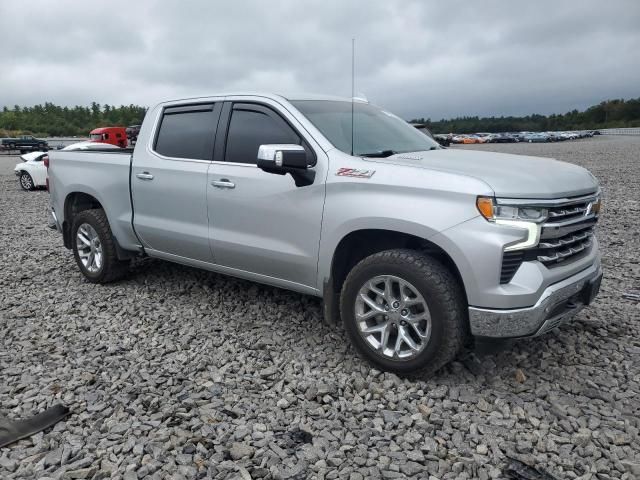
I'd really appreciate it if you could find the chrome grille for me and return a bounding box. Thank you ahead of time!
[546,201,591,222]
[496,192,599,281]
[534,195,598,267]
[536,228,593,266]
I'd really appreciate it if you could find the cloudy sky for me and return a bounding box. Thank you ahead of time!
[1,0,638,120]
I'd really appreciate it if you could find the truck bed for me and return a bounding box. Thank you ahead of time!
[48,149,140,251]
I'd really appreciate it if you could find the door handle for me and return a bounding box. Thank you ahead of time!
[136,172,154,180]
[211,179,235,189]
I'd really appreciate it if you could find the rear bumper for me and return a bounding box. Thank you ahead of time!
[468,261,602,338]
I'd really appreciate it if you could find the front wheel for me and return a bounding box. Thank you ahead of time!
[71,209,128,283]
[19,172,34,191]
[340,249,467,376]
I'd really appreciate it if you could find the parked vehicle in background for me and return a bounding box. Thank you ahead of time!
[15,143,117,191]
[488,133,517,143]
[89,127,128,148]
[1,135,48,153]
[523,132,550,143]
[411,124,451,147]
[433,134,451,147]
[14,151,48,190]
[126,125,141,144]
[545,132,560,142]
[62,141,121,151]
[47,92,603,375]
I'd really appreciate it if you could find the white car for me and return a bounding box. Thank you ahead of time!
[14,151,48,190]
[15,142,119,191]
[61,141,121,151]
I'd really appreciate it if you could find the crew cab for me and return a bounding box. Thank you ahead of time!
[1,135,48,153]
[47,93,603,375]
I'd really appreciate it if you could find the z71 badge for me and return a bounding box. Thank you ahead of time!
[336,168,375,178]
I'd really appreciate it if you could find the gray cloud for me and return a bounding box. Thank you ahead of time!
[0,0,638,119]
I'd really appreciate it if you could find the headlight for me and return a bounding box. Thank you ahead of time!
[476,196,543,251]
[589,195,602,216]
[476,197,548,223]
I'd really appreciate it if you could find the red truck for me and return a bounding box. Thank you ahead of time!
[89,127,128,148]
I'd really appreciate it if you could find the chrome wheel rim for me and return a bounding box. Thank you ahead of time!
[76,223,103,273]
[355,275,432,360]
[20,174,32,190]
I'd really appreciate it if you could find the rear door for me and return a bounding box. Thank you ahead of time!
[206,100,327,290]
[131,102,222,262]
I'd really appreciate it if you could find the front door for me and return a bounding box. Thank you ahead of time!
[207,101,326,289]
[131,102,222,262]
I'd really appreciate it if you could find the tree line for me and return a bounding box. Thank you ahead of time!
[1,97,639,138]
[412,98,640,134]
[0,103,147,137]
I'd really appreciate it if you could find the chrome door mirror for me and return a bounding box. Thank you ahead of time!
[257,144,315,187]
[257,144,308,171]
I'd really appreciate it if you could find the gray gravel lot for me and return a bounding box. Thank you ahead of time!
[1,136,639,480]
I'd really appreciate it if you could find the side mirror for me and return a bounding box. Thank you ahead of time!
[257,144,308,171]
[257,144,315,187]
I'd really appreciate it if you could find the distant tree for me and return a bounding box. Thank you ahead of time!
[2,98,639,137]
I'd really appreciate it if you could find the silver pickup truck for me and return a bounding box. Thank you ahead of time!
[47,93,602,375]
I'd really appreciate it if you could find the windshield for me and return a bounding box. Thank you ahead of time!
[90,133,103,141]
[292,100,439,156]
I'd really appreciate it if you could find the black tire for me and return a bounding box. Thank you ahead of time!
[9,143,15,150]
[340,249,468,377]
[71,209,128,283]
[19,172,34,191]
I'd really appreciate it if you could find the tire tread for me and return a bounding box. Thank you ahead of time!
[340,249,467,377]
[72,209,128,283]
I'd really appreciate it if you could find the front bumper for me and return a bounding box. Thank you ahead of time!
[469,261,603,338]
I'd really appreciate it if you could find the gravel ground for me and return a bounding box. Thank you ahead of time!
[1,136,639,480]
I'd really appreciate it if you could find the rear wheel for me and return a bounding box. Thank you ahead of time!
[340,249,467,376]
[19,172,34,191]
[71,209,128,283]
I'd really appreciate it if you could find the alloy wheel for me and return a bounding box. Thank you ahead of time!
[354,275,432,360]
[20,174,33,190]
[76,223,103,273]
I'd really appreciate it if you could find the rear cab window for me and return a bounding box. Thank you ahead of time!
[154,103,221,160]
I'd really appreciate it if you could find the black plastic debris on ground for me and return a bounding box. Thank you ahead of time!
[0,404,71,448]
[505,458,560,480]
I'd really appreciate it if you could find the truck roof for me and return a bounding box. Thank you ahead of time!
[157,92,365,105]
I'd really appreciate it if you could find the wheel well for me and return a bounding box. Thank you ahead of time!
[329,229,466,301]
[62,192,103,248]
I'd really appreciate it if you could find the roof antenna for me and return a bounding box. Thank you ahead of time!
[351,37,355,157]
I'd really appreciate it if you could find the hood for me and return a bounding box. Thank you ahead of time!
[378,149,598,199]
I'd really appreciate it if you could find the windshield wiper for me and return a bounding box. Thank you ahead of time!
[359,150,397,158]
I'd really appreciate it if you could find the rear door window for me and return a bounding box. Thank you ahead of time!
[154,103,220,160]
